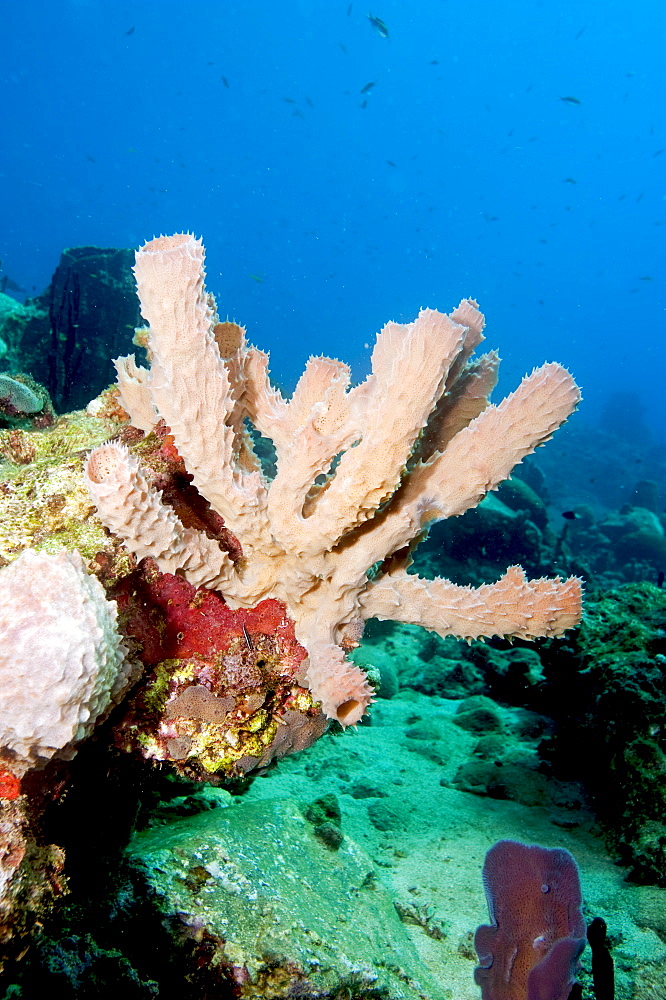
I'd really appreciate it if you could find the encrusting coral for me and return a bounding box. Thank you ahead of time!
[111,562,328,778]
[85,233,582,727]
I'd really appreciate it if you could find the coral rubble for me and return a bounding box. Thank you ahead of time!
[85,233,583,728]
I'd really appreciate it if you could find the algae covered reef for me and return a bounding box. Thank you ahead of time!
[0,238,664,999]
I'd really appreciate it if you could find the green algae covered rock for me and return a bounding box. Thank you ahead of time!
[127,796,445,999]
[0,403,127,566]
[541,583,666,884]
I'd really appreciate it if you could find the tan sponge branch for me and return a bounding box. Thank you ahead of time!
[84,233,582,727]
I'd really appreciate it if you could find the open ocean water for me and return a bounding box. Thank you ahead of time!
[0,3,665,998]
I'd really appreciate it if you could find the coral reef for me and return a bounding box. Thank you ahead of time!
[411,464,562,587]
[0,232,593,986]
[81,692,663,998]
[0,429,36,466]
[539,582,666,885]
[0,390,325,792]
[363,581,666,888]
[4,686,665,997]
[85,233,582,727]
[529,417,666,524]
[112,562,327,779]
[0,403,129,566]
[563,500,666,585]
[0,293,49,389]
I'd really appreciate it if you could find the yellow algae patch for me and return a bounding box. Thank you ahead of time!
[0,407,127,565]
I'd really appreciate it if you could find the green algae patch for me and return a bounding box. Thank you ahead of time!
[128,797,445,1000]
[578,582,666,659]
[0,407,126,564]
[543,582,666,884]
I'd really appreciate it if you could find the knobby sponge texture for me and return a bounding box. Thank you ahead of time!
[0,548,132,772]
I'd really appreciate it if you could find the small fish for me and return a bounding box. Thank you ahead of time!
[360,80,377,94]
[250,274,263,283]
[368,13,389,38]
[242,623,254,651]
[386,159,396,167]
[657,570,664,589]
[347,3,352,14]
[638,275,653,281]
[574,26,586,40]
[561,510,580,520]
[564,177,577,184]
[125,26,135,36]
[560,95,581,104]
[221,75,230,88]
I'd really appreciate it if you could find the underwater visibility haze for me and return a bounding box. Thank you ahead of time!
[2,0,664,430]
[0,2,664,998]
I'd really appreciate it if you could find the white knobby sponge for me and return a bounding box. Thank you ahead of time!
[0,374,43,414]
[0,548,132,771]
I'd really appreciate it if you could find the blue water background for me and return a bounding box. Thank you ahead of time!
[2,0,664,435]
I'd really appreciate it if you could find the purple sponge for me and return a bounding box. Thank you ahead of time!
[474,840,586,1000]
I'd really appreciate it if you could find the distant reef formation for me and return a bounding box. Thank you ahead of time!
[0,246,140,413]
